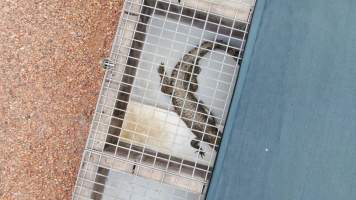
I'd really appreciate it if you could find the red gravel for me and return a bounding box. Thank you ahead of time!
[0,1,123,199]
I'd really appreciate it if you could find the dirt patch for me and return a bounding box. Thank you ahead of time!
[0,1,123,199]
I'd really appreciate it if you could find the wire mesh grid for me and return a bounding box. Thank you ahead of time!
[73,0,256,199]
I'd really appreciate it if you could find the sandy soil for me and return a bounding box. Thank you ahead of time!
[0,1,123,199]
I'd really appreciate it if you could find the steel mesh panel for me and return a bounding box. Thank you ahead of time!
[73,0,256,199]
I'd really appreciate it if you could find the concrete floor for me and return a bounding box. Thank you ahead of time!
[0,1,123,199]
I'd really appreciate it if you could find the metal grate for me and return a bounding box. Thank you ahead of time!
[73,0,256,199]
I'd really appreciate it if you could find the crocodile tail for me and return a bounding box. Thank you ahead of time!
[194,40,239,64]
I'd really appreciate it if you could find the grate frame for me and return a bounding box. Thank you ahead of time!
[73,0,256,199]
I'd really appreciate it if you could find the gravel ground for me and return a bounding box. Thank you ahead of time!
[0,1,123,199]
